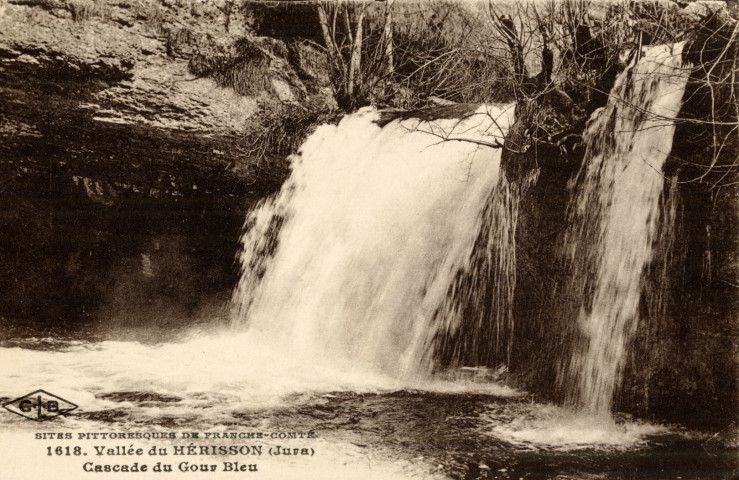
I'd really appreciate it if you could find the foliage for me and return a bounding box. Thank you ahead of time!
[189,39,273,96]
[247,0,735,178]
[473,0,738,179]
[65,0,111,21]
[237,104,332,183]
[679,12,739,189]
[247,1,516,110]
[392,0,514,106]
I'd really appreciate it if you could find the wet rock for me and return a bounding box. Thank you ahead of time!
[110,8,136,27]
[681,1,732,22]
[15,53,39,64]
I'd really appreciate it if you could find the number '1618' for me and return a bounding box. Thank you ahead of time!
[47,446,83,456]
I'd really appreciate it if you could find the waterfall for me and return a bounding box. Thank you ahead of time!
[232,105,515,380]
[562,43,691,415]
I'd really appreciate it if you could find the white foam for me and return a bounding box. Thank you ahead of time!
[487,404,667,451]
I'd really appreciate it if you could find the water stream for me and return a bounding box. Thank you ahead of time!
[562,43,691,416]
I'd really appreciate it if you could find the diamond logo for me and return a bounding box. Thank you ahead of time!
[3,389,78,421]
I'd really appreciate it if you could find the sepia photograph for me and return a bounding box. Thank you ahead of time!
[0,0,736,478]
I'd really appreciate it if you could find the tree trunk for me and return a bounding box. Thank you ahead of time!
[317,3,340,71]
[342,3,353,45]
[347,5,366,103]
[383,0,395,76]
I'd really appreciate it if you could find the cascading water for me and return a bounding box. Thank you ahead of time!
[562,43,691,416]
[232,105,515,380]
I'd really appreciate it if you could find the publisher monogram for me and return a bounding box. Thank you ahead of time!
[3,389,78,421]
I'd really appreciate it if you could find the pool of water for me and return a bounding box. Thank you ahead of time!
[0,336,735,480]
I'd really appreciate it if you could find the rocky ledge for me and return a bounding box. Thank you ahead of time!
[0,0,332,198]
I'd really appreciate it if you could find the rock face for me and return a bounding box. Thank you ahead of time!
[0,0,332,331]
[0,0,333,195]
